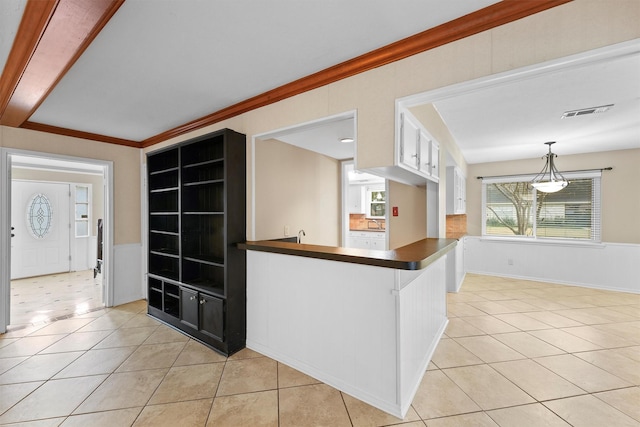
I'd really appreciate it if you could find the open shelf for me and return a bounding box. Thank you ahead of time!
[148,147,179,174]
[182,181,223,212]
[181,134,224,166]
[149,232,179,256]
[182,161,223,184]
[182,259,225,296]
[149,214,179,234]
[149,169,178,191]
[149,253,179,281]
[148,277,163,310]
[182,214,224,261]
[149,189,178,212]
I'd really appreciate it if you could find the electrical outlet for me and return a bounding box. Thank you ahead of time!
[284,225,290,236]
[508,258,514,266]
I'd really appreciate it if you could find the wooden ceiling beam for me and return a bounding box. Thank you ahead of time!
[0,0,125,127]
[142,0,572,147]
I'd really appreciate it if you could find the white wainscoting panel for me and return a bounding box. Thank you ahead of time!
[397,255,447,416]
[112,243,143,306]
[446,239,465,293]
[247,251,399,414]
[465,237,640,293]
[246,250,448,417]
[72,236,96,272]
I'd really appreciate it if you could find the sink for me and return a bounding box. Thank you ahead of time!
[367,221,383,230]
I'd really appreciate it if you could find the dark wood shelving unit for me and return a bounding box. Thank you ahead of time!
[146,128,246,355]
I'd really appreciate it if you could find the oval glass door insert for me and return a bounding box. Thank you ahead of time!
[27,193,54,239]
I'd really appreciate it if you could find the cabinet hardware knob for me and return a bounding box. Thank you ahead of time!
[190,296,196,301]
[200,299,206,304]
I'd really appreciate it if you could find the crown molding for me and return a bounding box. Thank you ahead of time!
[22,121,141,148]
[142,0,572,147]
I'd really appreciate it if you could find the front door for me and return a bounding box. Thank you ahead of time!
[11,181,71,279]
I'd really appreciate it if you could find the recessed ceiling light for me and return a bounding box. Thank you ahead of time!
[340,137,354,143]
[561,104,613,118]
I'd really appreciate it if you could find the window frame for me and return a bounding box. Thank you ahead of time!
[73,184,91,238]
[481,171,601,243]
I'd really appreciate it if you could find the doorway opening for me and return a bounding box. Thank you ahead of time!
[0,149,114,333]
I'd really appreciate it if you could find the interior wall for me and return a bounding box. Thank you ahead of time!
[1,126,140,245]
[388,180,426,249]
[144,0,639,244]
[11,169,104,237]
[0,0,630,272]
[255,138,340,245]
[466,148,640,244]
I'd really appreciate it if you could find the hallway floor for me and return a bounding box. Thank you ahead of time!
[0,274,638,426]
[10,270,103,327]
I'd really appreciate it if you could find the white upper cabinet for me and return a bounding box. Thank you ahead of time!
[446,166,466,214]
[431,140,440,178]
[400,113,420,170]
[348,185,365,214]
[399,111,440,183]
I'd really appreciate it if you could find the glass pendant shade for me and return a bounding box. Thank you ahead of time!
[531,142,568,193]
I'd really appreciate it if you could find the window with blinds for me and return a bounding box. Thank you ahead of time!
[482,172,601,242]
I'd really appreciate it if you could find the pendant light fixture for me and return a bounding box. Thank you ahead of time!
[531,142,568,193]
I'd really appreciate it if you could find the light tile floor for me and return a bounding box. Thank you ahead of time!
[0,273,638,426]
[10,270,103,327]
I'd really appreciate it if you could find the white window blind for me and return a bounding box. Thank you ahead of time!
[482,171,602,242]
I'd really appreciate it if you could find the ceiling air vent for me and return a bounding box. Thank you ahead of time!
[561,104,613,118]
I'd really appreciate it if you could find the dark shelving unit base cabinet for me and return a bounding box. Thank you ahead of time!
[147,128,246,356]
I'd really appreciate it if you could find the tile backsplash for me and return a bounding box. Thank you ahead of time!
[446,214,467,239]
[349,214,386,230]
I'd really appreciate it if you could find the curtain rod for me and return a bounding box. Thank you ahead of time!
[476,167,612,180]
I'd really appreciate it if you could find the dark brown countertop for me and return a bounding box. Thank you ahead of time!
[238,238,457,270]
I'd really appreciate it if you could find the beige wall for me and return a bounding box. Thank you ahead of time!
[2,0,636,250]
[388,181,426,249]
[11,168,104,237]
[1,126,140,245]
[255,138,340,245]
[148,0,637,246]
[467,148,640,244]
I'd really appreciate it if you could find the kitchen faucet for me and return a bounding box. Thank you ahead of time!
[371,219,381,229]
[297,229,306,243]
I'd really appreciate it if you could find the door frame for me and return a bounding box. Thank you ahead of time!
[250,110,357,241]
[0,148,114,333]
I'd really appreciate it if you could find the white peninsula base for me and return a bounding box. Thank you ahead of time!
[245,248,449,417]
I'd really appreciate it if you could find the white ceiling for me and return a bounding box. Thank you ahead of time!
[264,114,356,161]
[2,0,497,142]
[428,48,640,164]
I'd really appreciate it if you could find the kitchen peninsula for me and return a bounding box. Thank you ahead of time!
[239,237,456,417]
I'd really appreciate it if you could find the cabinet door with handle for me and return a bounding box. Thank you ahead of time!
[430,140,440,179]
[418,130,431,176]
[200,294,224,341]
[400,113,419,170]
[180,287,199,330]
